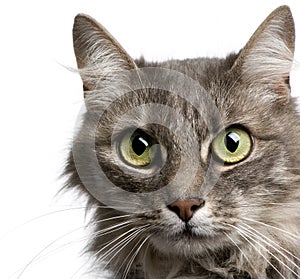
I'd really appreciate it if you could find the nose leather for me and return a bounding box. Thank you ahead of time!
[168,198,205,222]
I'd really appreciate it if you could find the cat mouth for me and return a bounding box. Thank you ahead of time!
[169,223,212,240]
[152,224,219,256]
[183,223,198,236]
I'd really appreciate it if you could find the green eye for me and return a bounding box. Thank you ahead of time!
[212,127,252,164]
[119,129,158,167]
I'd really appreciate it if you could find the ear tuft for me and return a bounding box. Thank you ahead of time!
[231,6,295,103]
[73,14,136,91]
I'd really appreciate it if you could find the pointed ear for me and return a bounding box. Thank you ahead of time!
[73,14,136,92]
[231,6,295,103]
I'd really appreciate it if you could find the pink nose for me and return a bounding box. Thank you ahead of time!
[168,198,205,222]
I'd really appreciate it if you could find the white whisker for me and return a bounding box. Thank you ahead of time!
[96,225,149,261]
[242,217,300,239]
[0,207,88,240]
[228,224,286,279]
[13,217,132,279]
[239,228,300,278]
[89,221,134,243]
[122,233,153,279]
[94,227,137,260]
[16,226,87,279]
[114,225,154,278]
[223,231,259,277]
[101,225,150,273]
[241,222,300,263]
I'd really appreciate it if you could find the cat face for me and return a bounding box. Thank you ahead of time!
[66,6,300,278]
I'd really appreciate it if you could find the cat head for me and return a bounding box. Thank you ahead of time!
[65,6,300,278]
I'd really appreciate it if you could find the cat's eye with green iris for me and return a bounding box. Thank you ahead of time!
[119,129,159,167]
[212,127,252,164]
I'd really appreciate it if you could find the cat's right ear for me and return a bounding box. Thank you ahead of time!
[73,14,136,92]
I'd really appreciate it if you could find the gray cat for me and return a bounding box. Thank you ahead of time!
[65,5,300,279]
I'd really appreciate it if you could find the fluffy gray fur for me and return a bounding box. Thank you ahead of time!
[64,6,300,279]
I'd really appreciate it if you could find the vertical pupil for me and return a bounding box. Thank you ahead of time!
[132,136,149,156]
[225,132,240,153]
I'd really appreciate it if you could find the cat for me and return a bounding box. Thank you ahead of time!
[64,5,300,279]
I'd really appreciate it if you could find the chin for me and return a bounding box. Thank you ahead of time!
[150,227,228,258]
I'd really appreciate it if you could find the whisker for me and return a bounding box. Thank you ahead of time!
[241,222,300,263]
[90,214,131,223]
[0,207,88,240]
[89,221,134,240]
[228,224,286,279]
[238,224,300,277]
[223,231,259,277]
[67,221,136,279]
[95,227,143,261]
[69,263,86,279]
[239,202,300,208]
[33,221,135,267]
[241,217,300,239]
[240,227,300,278]
[101,225,150,266]
[85,222,137,261]
[0,206,129,241]
[15,226,86,279]
[122,232,153,279]
[114,225,154,278]
[14,217,132,279]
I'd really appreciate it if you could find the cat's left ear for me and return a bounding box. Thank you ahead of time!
[230,6,295,103]
[73,14,136,92]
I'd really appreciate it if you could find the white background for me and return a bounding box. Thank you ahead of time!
[0,1,299,278]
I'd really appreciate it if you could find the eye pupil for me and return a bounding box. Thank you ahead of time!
[225,132,240,153]
[132,136,149,156]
